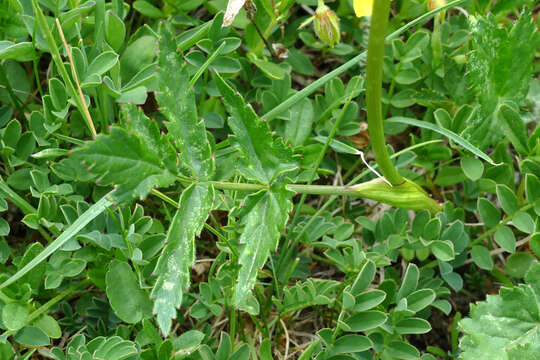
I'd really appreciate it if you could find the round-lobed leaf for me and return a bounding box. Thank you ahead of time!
[493,225,516,253]
[406,288,436,313]
[477,198,501,229]
[105,260,152,324]
[13,326,50,346]
[395,317,432,334]
[460,157,484,181]
[341,311,387,332]
[386,341,420,360]
[471,245,493,270]
[2,302,29,331]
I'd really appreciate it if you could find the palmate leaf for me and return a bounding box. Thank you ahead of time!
[213,72,297,184]
[156,23,213,180]
[463,8,537,149]
[66,127,176,202]
[233,185,293,308]
[150,182,214,335]
[459,262,540,359]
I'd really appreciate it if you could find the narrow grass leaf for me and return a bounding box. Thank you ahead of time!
[0,193,113,290]
[386,117,497,165]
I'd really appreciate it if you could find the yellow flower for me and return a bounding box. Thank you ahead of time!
[353,0,373,18]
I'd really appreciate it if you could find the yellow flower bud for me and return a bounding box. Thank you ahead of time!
[353,0,373,18]
[314,0,340,47]
[428,0,446,11]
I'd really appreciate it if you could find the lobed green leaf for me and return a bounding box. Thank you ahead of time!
[214,72,297,184]
[233,187,293,308]
[156,24,214,180]
[151,182,214,335]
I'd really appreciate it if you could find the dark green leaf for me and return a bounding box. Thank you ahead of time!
[352,290,386,312]
[431,240,455,261]
[460,157,484,181]
[496,184,519,215]
[386,117,497,164]
[497,104,529,155]
[234,187,292,308]
[505,252,534,278]
[157,25,214,180]
[471,245,493,270]
[133,0,162,18]
[350,260,376,295]
[106,260,152,324]
[477,198,501,229]
[386,341,419,360]
[395,318,431,334]
[214,72,297,184]
[330,334,372,355]
[2,302,29,331]
[285,98,313,146]
[341,311,387,332]
[13,326,50,346]
[396,263,419,301]
[105,10,126,51]
[525,174,540,216]
[151,182,214,335]
[494,226,515,253]
[512,212,535,234]
[464,9,537,149]
[406,288,436,312]
[68,127,176,202]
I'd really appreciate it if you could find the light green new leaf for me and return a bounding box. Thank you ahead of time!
[214,72,297,184]
[460,262,540,359]
[234,187,293,308]
[156,24,214,180]
[68,127,176,202]
[151,182,214,335]
[106,260,152,324]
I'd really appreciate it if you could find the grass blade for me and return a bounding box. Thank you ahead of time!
[0,192,113,290]
[386,117,498,165]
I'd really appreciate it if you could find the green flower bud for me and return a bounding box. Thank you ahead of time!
[314,0,340,47]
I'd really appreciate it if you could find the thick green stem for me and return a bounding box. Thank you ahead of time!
[366,0,403,186]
